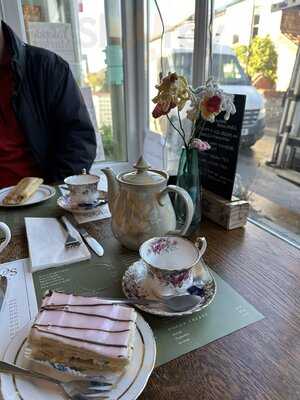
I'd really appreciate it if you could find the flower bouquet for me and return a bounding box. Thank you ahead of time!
[152,73,236,228]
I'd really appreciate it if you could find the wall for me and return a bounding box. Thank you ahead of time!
[214,0,298,91]
[258,0,297,91]
[214,0,254,47]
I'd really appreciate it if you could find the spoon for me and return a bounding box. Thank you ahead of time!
[0,275,7,313]
[44,295,202,313]
[100,295,202,312]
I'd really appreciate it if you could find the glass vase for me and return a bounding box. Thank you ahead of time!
[175,147,201,231]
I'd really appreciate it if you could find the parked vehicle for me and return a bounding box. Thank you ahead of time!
[170,44,266,147]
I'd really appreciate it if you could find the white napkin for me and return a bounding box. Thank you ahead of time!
[25,217,91,272]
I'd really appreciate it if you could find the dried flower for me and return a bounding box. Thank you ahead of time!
[190,138,211,152]
[152,72,190,118]
[187,78,236,123]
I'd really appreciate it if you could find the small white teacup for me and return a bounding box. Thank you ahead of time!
[139,236,207,297]
[62,169,100,207]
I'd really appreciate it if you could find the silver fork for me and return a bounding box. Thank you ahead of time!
[58,216,81,248]
[0,360,112,399]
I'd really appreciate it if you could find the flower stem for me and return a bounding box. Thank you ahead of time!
[177,108,185,136]
[195,120,206,139]
[166,114,188,150]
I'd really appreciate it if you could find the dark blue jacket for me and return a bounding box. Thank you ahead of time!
[1,21,96,182]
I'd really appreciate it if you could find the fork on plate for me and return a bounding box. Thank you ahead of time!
[58,216,81,249]
[0,360,113,399]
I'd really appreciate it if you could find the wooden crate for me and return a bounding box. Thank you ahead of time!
[202,189,249,230]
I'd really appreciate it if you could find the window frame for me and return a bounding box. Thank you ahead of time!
[1,0,211,173]
[143,0,211,169]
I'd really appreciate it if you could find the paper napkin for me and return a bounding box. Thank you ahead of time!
[25,217,91,272]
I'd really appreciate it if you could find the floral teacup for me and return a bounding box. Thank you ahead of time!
[139,236,207,297]
[62,169,100,207]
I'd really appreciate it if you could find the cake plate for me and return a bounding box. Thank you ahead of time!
[0,313,156,400]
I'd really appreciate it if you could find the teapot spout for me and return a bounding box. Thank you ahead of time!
[101,167,119,212]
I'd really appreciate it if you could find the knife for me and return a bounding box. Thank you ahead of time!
[0,275,7,313]
[64,216,104,257]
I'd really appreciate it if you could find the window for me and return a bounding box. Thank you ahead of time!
[252,10,260,38]
[212,53,250,85]
[20,0,127,163]
[253,13,260,25]
[232,34,239,44]
[148,0,196,172]
[213,0,300,247]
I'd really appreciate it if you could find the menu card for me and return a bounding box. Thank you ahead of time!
[0,252,264,373]
[197,94,246,200]
[0,259,38,357]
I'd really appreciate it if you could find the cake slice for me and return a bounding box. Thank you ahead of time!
[27,291,137,372]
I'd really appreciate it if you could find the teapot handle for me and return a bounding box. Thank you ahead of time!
[0,222,11,254]
[159,185,194,236]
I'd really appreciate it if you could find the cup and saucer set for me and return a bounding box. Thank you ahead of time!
[57,169,107,215]
[122,236,217,317]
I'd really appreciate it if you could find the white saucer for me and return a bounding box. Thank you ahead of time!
[122,259,216,317]
[0,185,56,207]
[57,195,106,214]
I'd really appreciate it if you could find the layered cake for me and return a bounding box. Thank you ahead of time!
[27,291,137,371]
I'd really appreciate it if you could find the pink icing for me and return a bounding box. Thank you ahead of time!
[31,292,137,360]
[36,310,132,332]
[42,292,134,321]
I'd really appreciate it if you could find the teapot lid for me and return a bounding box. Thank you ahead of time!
[119,156,166,186]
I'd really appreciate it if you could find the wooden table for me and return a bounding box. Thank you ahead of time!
[0,219,299,400]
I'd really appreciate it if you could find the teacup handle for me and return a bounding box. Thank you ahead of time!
[195,237,207,258]
[0,222,11,253]
[159,185,194,236]
[59,185,70,195]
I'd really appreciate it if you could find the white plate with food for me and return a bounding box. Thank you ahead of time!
[0,292,156,400]
[0,179,55,207]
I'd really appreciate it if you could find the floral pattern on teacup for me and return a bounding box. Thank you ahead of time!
[149,267,192,289]
[147,237,178,256]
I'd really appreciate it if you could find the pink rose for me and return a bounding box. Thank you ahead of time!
[190,139,211,152]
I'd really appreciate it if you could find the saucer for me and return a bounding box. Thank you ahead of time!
[57,193,107,214]
[122,258,216,317]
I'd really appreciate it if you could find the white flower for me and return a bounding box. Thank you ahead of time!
[187,77,236,122]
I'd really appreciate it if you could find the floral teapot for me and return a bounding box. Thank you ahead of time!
[102,156,194,250]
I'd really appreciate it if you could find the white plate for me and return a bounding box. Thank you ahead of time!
[0,185,56,207]
[122,259,216,317]
[0,314,156,400]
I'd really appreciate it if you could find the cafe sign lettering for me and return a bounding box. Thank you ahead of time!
[27,22,76,64]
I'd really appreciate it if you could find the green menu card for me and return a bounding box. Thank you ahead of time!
[33,241,264,367]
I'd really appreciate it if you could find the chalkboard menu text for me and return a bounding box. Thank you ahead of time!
[197,94,246,200]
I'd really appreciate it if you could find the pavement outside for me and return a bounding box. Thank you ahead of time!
[236,126,300,246]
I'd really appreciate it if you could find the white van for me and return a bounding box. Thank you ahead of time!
[169,44,266,147]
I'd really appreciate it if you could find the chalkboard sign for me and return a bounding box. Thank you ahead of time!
[197,94,246,200]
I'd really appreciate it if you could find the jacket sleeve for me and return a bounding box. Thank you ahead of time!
[49,58,97,181]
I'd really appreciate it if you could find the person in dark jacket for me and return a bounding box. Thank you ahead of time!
[0,21,96,188]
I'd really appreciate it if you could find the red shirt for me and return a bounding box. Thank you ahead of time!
[0,46,41,188]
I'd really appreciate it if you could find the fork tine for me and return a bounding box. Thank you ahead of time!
[72,396,110,400]
[82,392,111,398]
[86,386,112,393]
[58,216,81,248]
[88,382,113,388]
